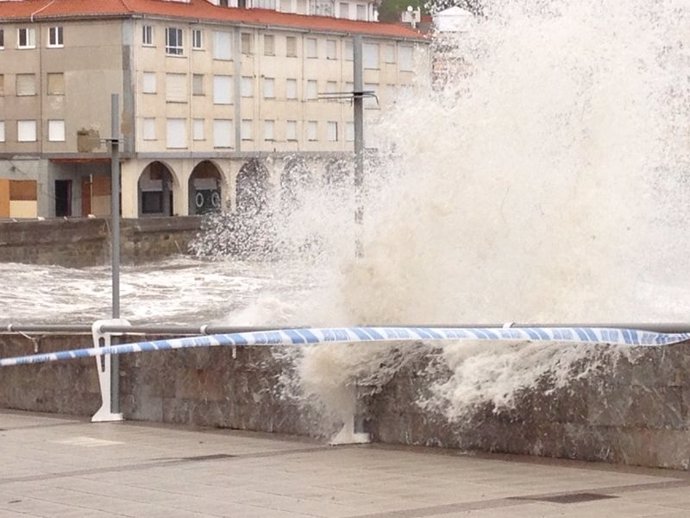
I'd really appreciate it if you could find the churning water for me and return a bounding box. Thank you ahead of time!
[5,0,690,439]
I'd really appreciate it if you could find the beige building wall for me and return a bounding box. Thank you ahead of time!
[1,13,427,218]
[0,20,124,156]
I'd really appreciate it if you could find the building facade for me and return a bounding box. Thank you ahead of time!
[0,0,426,219]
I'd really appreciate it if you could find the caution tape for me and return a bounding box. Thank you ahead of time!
[1,326,689,367]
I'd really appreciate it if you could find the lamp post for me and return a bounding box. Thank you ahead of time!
[353,35,364,256]
[109,93,121,413]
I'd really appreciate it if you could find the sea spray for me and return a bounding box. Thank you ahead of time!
[205,0,690,441]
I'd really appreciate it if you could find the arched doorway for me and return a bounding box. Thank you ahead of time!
[236,159,269,215]
[138,161,175,217]
[323,158,351,189]
[189,161,223,215]
[281,157,311,210]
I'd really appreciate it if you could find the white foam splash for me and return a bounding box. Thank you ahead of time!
[266,0,690,439]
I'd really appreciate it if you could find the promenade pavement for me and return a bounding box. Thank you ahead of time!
[1,410,689,517]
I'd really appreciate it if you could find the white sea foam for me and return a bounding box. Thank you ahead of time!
[263,0,690,439]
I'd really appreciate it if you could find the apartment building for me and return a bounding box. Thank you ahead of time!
[0,0,426,219]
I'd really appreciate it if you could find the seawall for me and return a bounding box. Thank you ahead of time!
[1,333,689,470]
[0,217,201,266]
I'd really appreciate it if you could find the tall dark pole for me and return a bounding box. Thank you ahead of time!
[353,35,364,256]
[110,93,121,413]
[111,94,120,319]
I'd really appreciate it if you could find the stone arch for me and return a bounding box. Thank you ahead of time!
[323,158,352,189]
[188,160,224,215]
[236,159,269,215]
[281,156,311,209]
[138,161,178,217]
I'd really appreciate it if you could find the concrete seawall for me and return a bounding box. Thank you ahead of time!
[0,217,201,266]
[1,333,689,470]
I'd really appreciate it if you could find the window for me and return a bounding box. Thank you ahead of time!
[17,120,37,142]
[0,122,4,142]
[399,45,413,71]
[213,75,232,104]
[286,36,297,57]
[192,74,204,95]
[143,118,156,140]
[192,29,203,50]
[345,40,353,61]
[47,73,65,95]
[264,120,275,141]
[213,31,232,60]
[339,2,349,18]
[363,43,379,69]
[357,4,367,20]
[141,192,163,214]
[385,44,395,63]
[213,119,232,148]
[165,27,183,55]
[142,25,153,46]
[46,120,65,142]
[241,77,253,97]
[193,119,205,141]
[241,33,252,55]
[326,40,337,60]
[48,26,63,47]
[307,121,318,141]
[286,79,297,100]
[241,119,252,141]
[255,0,276,7]
[0,29,5,49]
[306,37,317,58]
[263,77,275,99]
[0,75,4,95]
[286,120,297,141]
[166,118,186,148]
[364,82,378,108]
[166,73,187,102]
[16,74,36,96]
[326,81,337,94]
[327,121,338,142]
[142,72,156,94]
[346,121,354,142]
[306,80,317,100]
[264,34,275,56]
[17,28,36,49]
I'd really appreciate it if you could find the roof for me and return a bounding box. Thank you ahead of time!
[0,0,426,40]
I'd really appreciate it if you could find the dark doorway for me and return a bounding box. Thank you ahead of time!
[189,161,223,215]
[138,162,174,217]
[55,180,72,217]
[236,159,269,215]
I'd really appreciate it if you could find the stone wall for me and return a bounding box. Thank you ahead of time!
[1,333,690,470]
[0,334,327,437]
[0,217,201,266]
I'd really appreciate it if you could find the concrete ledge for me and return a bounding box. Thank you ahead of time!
[0,217,202,266]
[1,333,690,470]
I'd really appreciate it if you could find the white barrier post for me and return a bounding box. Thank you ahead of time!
[91,319,130,422]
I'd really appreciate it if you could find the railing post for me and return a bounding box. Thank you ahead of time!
[90,319,129,423]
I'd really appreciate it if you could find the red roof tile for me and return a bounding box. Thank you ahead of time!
[0,0,426,40]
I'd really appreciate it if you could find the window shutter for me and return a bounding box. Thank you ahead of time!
[213,75,232,104]
[363,43,379,69]
[213,31,232,60]
[166,73,187,102]
[166,118,186,148]
[16,74,36,96]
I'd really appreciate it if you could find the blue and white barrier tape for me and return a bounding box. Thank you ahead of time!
[2,326,690,367]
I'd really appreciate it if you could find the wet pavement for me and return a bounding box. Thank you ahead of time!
[1,410,689,517]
